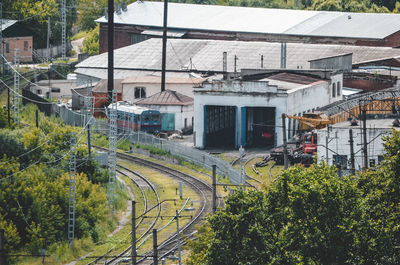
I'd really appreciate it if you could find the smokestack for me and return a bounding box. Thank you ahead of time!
[280,42,287,69]
[223,51,227,79]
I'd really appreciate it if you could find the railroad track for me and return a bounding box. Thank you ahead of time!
[86,165,161,265]
[94,146,221,265]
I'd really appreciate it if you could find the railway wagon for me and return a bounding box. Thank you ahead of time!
[107,101,161,132]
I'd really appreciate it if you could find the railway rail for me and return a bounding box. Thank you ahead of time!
[93,146,221,265]
[86,165,161,265]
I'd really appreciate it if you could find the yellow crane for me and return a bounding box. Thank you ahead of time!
[285,112,332,131]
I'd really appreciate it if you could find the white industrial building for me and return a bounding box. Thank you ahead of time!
[121,75,204,102]
[317,119,398,172]
[194,70,343,149]
[135,90,193,131]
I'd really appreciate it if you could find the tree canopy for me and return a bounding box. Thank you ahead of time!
[187,130,400,264]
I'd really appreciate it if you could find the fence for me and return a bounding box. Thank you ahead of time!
[22,88,243,184]
[33,43,73,63]
[94,120,243,185]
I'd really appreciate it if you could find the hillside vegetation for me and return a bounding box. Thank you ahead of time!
[0,105,126,264]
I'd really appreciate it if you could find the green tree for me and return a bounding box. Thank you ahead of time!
[187,163,367,265]
[82,25,100,55]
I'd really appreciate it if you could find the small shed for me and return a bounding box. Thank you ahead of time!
[135,90,193,131]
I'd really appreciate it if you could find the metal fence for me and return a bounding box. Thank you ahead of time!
[22,89,242,184]
[94,120,243,185]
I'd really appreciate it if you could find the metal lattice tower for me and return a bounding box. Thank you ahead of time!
[13,48,20,125]
[68,133,77,247]
[61,0,66,60]
[108,89,118,211]
[86,80,94,148]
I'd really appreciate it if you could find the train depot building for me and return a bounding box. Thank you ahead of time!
[193,70,343,149]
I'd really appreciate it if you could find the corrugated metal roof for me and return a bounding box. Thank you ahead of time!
[0,19,17,31]
[122,75,205,84]
[76,38,400,79]
[95,1,400,39]
[136,90,193,106]
[92,79,123,93]
[267,72,323,85]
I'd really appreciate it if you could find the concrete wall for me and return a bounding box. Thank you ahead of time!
[3,36,33,63]
[310,54,352,71]
[29,80,76,100]
[317,122,395,170]
[137,104,194,131]
[122,83,195,102]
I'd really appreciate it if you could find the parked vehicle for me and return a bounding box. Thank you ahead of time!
[107,101,161,133]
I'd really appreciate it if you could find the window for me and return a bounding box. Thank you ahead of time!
[51,87,60,93]
[337,81,341,96]
[152,114,160,122]
[192,117,194,126]
[332,83,336,97]
[24,41,28,51]
[5,43,10,53]
[184,118,187,128]
[333,155,347,169]
[134,87,146,99]
[37,89,42,95]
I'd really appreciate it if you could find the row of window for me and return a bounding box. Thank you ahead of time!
[332,81,341,98]
[3,41,30,53]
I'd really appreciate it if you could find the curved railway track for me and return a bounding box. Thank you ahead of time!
[94,146,221,265]
[86,165,161,265]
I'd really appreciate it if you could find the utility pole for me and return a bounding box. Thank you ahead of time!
[361,108,368,169]
[212,165,217,214]
[0,2,3,76]
[107,0,114,104]
[7,79,10,126]
[13,48,20,126]
[160,0,168,92]
[239,145,245,190]
[325,132,329,165]
[282,114,288,169]
[0,229,5,265]
[153,229,158,265]
[349,129,355,175]
[61,0,66,60]
[86,80,93,158]
[108,89,117,211]
[47,17,51,62]
[68,133,77,247]
[131,200,136,265]
[36,109,39,128]
[175,210,182,265]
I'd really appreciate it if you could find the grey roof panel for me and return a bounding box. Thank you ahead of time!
[76,38,400,78]
[95,1,400,39]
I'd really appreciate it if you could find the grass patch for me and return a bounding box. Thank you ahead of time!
[71,30,90,41]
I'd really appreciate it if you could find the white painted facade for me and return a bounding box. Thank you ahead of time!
[194,73,343,149]
[317,119,397,170]
[136,104,194,131]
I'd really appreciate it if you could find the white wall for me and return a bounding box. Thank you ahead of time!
[122,83,194,102]
[194,80,288,149]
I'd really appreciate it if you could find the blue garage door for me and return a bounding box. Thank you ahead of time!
[161,113,175,131]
